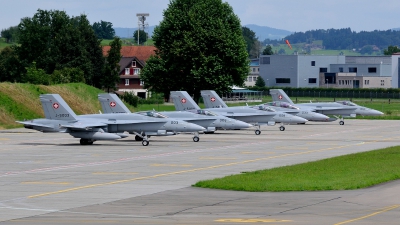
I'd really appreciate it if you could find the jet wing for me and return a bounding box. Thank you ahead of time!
[16,121,54,129]
[61,121,108,130]
[63,120,167,130]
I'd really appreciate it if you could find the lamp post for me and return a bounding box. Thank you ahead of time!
[326,79,328,88]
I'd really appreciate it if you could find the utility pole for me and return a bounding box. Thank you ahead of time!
[136,13,149,45]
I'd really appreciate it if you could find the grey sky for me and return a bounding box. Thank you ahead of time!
[1,0,399,32]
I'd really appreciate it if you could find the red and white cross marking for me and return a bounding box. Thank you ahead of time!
[210,97,216,102]
[110,102,116,107]
[181,98,187,103]
[52,103,59,109]
[278,95,283,100]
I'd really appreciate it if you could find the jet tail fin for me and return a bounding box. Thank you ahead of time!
[40,94,78,121]
[269,89,294,105]
[98,93,131,114]
[170,91,201,111]
[200,90,228,108]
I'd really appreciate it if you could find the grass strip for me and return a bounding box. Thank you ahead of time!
[193,146,400,191]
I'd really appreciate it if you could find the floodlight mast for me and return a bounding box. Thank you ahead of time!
[136,13,149,45]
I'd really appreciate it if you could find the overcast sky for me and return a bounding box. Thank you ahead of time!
[1,0,399,32]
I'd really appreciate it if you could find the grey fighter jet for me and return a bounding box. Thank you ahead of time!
[200,90,313,132]
[98,93,253,138]
[270,89,359,125]
[171,91,308,135]
[17,94,205,146]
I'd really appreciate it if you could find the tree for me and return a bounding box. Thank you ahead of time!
[0,46,24,82]
[262,45,274,55]
[384,45,400,55]
[16,9,104,86]
[140,0,249,103]
[24,61,50,85]
[92,20,115,39]
[102,37,122,92]
[133,30,148,45]
[255,76,265,87]
[242,26,259,58]
[359,45,374,55]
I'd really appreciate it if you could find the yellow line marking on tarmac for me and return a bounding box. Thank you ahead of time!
[151,164,192,167]
[275,146,309,150]
[334,205,400,225]
[241,151,275,154]
[92,172,139,175]
[199,157,237,160]
[215,218,291,223]
[28,137,394,199]
[0,138,10,141]
[21,182,72,185]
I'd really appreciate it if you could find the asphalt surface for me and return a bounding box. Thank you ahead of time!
[0,120,399,224]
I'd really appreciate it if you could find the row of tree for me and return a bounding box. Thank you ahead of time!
[285,28,400,50]
[0,9,121,91]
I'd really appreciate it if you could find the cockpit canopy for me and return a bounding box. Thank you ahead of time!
[196,109,218,116]
[254,105,276,112]
[266,101,299,110]
[137,111,168,118]
[336,101,357,106]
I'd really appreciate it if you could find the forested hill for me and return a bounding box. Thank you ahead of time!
[285,28,400,50]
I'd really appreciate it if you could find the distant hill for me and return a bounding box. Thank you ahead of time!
[115,24,292,40]
[243,24,292,41]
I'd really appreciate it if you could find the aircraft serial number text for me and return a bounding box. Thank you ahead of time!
[55,114,70,118]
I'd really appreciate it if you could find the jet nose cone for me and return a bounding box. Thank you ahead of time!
[186,123,206,132]
[236,120,254,129]
[315,113,330,121]
[372,110,384,115]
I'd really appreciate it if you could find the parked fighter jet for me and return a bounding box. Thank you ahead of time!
[257,102,331,123]
[17,94,205,146]
[270,89,359,125]
[171,91,308,135]
[98,93,253,138]
[335,101,384,116]
[200,90,309,132]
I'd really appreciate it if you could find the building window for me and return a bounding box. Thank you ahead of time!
[339,80,341,85]
[132,61,136,67]
[311,61,315,66]
[308,78,317,83]
[319,68,327,72]
[368,67,377,73]
[367,80,369,85]
[276,78,290,83]
[253,77,257,81]
[125,68,130,75]
[261,57,270,64]
[252,68,255,72]
[381,80,384,86]
[257,68,259,72]
[349,67,357,72]
[134,68,140,75]
[339,67,343,72]
[125,79,129,86]
[140,80,144,86]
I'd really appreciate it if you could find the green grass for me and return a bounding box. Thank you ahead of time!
[0,38,14,51]
[193,146,400,191]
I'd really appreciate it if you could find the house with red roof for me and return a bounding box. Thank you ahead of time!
[102,46,156,98]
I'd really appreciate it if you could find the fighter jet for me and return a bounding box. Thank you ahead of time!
[171,91,308,135]
[270,89,359,125]
[335,100,384,116]
[250,102,330,130]
[98,93,253,138]
[200,90,309,132]
[17,94,205,146]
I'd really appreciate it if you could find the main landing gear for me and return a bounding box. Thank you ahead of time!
[279,126,285,131]
[134,133,150,146]
[80,139,94,145]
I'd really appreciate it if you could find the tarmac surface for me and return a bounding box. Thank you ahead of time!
[0,119,399,224]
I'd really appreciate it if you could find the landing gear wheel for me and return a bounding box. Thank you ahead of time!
[279,126,285,131]
[255,130,261,135]
[142,140,149,146]
[339,121,344,125]
[135,135,143,141]
[193,136,200,142]
[80,139,89,145]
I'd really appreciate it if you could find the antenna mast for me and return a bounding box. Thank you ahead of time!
[136,13,149,45]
